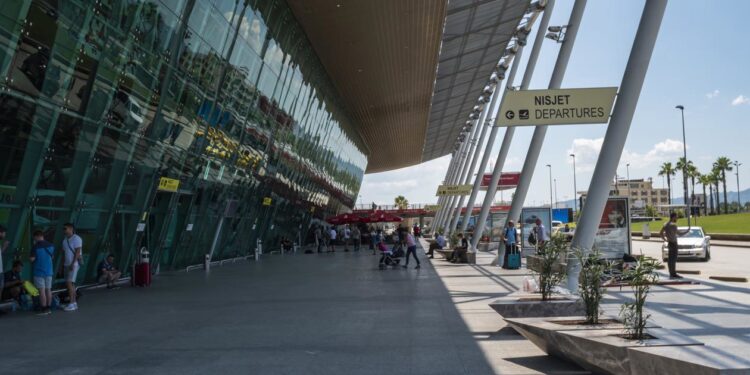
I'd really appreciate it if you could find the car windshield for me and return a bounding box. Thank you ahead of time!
[679,229,703,238]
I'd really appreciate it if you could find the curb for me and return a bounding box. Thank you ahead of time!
[632,238,750,249]
[709,276,749,283]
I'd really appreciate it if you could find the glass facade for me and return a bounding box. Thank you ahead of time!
[0,0,367,282]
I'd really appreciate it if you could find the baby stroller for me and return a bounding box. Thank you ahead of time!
[378,241,403,269]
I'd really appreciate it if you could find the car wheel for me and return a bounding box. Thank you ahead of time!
[702,245,710,262]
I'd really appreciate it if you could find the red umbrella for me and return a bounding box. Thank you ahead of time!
[368,211,403,223]
[326,213,360,225]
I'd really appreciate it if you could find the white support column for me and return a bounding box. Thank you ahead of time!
[436,140,469,230]
[459,5,549,236]
[505,0,587,234]
[446,93,497,234]
[568,0,668,291]
[441,123,479,231]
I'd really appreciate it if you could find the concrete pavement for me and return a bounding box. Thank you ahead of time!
[0,243,578,375]
[632,239,750,283]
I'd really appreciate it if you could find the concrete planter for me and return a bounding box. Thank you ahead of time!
[476,242,499,252]
[488,292,585,319]
[525,254,567,274]
[505,317,704,375]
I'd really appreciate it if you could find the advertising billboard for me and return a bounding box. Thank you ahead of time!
[520,207,552,252]
[593,197,632,259]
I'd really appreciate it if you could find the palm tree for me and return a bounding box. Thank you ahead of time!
[710,168,722,214]
[698,174,712,215]
[658,162,676,204]
[675,158,695,208]
[713,157,733,214]
[394,195,409,210]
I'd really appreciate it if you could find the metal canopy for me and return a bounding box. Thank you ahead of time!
[287,0,529,173]
[422,0,529,162]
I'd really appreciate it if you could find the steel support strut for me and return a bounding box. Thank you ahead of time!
[504,0,587,239]
[568,0,668,291]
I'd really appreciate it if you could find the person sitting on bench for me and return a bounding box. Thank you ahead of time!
[448,233,469,263]
[2,261,24,302]
[97,254,122,289]
[427,233,446,259]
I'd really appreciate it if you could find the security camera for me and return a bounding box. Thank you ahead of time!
[548,25,563,33]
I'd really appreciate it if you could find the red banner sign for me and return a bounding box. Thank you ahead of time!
[480,172,521,189]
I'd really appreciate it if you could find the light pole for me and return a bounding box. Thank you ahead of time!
[676,105,691,226]
[570,153,577,216]
[546,164,553,208]
[554,178,558,209]
[626,162,630,198]
[735,161,743,212]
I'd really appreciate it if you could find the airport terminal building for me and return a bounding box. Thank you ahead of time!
[0,0,529,281]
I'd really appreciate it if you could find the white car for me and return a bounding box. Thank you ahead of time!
[661,227,711,262]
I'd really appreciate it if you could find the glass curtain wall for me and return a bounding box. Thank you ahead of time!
[0,0,367,283]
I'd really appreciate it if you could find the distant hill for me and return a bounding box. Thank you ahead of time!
[672,188,750,205]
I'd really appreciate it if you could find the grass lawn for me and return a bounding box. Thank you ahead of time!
[632,212,750,234]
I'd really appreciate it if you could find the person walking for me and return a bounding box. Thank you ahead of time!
[343,225,351,252]
[402,229,420,269]
[660,213,688,279]
[352,226,361,251]
[314,226,323,253]
[533,218,548,251]
[501,221,517,268]
[62,223,82,311]
[328,227,337,252]
[30,231,54,316]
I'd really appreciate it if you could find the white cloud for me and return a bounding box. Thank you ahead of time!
[731,95,750,106]
[706,89,719,99]
[364,180,418,189]
[567,138,685,172]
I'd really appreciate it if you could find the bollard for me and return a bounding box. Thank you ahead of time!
[204,254,210,271]
[643,223,651,239]
[255,239,262,261]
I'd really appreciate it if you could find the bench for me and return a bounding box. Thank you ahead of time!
[435,249,453,260]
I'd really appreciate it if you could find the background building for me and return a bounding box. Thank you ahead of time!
[580,178,671,216]
[0,0,529,282]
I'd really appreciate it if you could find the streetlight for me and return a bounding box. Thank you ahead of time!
[546,164,553,208]
[554,178,559,209]
[626,162,630,197]
[734,161,743,212]
[570,153,578,216]
[675,105,691,226]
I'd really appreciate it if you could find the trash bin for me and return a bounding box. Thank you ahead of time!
[133,247,151,287]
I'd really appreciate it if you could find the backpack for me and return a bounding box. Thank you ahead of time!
[528,231,537,246]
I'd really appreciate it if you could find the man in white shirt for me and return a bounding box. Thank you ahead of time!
[343,225,351,252]
[534,218,548,250]
[328,227,337,252]
[62,223,82,311]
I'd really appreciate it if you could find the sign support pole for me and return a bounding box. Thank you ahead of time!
[569,0,667,292]
[505,0,586,237]
[470,0,569,252]
[436,145,466,230]
[460,1,552,236]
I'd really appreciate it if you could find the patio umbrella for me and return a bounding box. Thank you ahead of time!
[326,213,360,225]
[368,211,403,223]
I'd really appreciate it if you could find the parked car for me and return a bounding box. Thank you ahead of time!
[661,227,711,262]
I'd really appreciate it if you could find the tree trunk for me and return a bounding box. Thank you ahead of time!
[702,184,707,216]
[722,170,729,214]
[666,173,672,206]
[708,185,714,214]
[715,182,721,215]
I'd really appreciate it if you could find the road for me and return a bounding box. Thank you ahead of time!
[632,239,749,284]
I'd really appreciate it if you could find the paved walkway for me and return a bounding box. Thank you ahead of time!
[1,243,573,375]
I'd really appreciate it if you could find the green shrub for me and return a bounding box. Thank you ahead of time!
[573,247,613,324]
[619,256,660,340]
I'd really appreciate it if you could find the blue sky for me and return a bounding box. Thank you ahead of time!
[359,0,749,207]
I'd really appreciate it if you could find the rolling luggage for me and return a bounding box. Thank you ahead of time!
[506,244,521,270]
[133,263,151,287]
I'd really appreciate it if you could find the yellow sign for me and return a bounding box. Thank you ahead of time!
[498,87,618,126]
[158,177,180,192]
[262,197,272,206]
[436,184,473,196]
[424,204,441,211]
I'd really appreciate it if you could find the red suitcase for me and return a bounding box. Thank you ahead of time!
[133,263,151,287]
